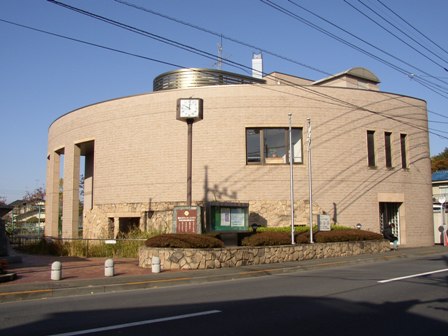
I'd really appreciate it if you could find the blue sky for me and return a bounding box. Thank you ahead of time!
[1,0,448,203]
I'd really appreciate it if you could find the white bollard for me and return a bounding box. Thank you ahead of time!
[105,258,114,277]
[151,256,161,273]
[51,261,62,281]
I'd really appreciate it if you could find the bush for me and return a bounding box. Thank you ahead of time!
[17,238,67,256]
[145,233,224,248]
[241,232,292,246]
[16,229,160,257]
[313,229,383,243]
[243,229,384,246]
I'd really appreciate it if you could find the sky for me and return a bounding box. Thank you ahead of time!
[1,0,448,203]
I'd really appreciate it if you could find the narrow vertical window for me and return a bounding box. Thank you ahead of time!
[385,132,392,168]
[367,130,376,167]
[400,134,408,169]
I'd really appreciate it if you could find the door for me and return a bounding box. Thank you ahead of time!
[379,202,401,244]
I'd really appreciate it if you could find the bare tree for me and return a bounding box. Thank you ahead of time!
[23,187,46,203]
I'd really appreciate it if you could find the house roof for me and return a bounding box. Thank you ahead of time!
[432,170,448,182]
[312,67,380,86]
[8,199,26,207]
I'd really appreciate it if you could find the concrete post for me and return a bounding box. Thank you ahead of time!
[51,261,62,280]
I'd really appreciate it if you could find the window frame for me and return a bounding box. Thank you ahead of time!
[246,127,303,165]
[385,131,392,168]
[367,130,376,168]
[400,133,408,169]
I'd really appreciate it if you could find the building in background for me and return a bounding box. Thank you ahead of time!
[432,170,448,244]
[45,67,433,247]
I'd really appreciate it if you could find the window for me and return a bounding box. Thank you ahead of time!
[367,130,376,167]
[400,134,408,169]
[246,128,302,164]
[385,132,392,168]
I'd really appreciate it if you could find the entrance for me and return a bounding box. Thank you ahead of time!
[379,202,401,244]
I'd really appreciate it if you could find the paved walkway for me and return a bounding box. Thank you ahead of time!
[0,245,446,303]
[3,254,151,284]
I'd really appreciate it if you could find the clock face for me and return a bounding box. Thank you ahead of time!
[180,99,199,118]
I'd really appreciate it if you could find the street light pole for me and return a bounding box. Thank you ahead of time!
[288,113,295,245]
[307,118,314,244]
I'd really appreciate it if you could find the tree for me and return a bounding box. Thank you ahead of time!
[0,196,6,206]
[431,147,448,172]
[23,186,46,203]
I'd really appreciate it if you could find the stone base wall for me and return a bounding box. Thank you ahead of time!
[82,200,325,239]
[139,240,390,270]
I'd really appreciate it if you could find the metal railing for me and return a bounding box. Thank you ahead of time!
[8,236,149,258]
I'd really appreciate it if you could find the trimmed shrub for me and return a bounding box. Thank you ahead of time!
[241,232,291,246]
[313,229,383,243]
[257,226,310,234]
[243,229,384,246]
[145,233,224,248]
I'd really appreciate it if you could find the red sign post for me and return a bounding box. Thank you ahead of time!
[175,209,198,233]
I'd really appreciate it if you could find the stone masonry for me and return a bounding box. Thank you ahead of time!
[139,240,391,270]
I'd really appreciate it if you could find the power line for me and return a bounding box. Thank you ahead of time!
[376,0,448,59]
[4,4,447,141]
[0,18,181,68]
[110,0,448,122]
[353,0,448,71]
[47,0,250,74]
[265,0,448,96]
[112,0,331,77]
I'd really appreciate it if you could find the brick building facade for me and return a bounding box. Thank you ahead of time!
[45,67,434,246]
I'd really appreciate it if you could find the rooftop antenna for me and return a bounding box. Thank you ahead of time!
[216,35,223,70]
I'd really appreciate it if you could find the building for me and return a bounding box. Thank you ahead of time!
[45,67,434,246]
[432,170,448,244]
[2,200,45,235]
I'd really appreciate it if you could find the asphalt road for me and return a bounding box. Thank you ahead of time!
[1,253,447,336]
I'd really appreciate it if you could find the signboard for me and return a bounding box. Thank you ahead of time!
[173,207,201,233]
[208,203,249,232]
[318,214,331,231]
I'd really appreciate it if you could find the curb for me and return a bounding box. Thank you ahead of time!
[0,246,446,303]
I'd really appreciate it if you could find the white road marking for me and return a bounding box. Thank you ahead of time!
[378,268,448,284]
[48,310,222,336]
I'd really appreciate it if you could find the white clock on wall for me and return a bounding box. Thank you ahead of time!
[177,98,203,121]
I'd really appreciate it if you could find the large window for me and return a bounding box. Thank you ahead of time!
[246,128,302,164]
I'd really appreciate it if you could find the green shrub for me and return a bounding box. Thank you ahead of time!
[243,229,383,246]
[241,232,291,246]
[145,233,224,248]
[257,226,310,234]
[313,229,383,243]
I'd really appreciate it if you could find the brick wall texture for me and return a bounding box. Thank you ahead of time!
[46,77,434,246]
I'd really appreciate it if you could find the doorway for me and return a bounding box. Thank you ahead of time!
[379,202,401,244]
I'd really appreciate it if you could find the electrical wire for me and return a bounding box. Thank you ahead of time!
[353,0,448,71]
[376,0,448,59]
[4,3,448,141]
[113,0,331,78]
[274,0,448,95]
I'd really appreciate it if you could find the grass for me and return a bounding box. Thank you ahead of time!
[15,229,160,258]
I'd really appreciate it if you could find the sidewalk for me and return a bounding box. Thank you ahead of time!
[0,245,446,303]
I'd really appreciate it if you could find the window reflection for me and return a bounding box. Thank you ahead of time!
[246,128,302,165]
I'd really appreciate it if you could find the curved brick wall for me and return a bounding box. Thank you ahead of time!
[46,77,433,246]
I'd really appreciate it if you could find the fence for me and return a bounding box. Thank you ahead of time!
[8,236,148,258]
